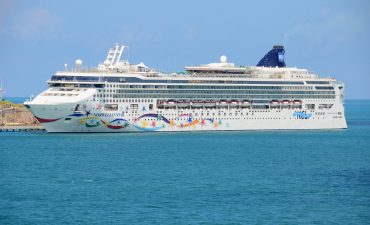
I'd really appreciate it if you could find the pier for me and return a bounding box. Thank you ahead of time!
[0,126,45,132]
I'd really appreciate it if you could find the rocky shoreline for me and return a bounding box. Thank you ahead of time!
[0,100,41,128]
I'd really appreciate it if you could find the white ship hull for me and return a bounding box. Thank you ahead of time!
[25,101,347,133]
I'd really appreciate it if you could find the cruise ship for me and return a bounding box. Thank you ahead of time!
[24,44,347,132]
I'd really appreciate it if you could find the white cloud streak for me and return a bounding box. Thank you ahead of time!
[282,12,365,45]
[9,7,60,40]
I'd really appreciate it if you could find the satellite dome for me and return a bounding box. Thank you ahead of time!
[75,59,83,67]
[104,59,110,66]
[220,55,227,63]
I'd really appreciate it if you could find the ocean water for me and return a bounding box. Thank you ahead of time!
[1,100,370,224]
[1,97,28,104]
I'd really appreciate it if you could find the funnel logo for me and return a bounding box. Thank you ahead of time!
[278,52,284,63]
[293,111,312,119]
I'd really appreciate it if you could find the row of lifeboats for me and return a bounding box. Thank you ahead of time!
[157,100,252,108]
[157,99,303,109]
[269,100,302,107]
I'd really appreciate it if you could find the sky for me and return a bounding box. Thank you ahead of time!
[0,0,370,99]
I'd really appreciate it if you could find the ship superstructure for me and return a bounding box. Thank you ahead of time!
[25,44,347,132]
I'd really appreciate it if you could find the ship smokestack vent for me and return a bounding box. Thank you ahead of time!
[257,45,286,68]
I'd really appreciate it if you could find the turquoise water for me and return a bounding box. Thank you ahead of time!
[1,100,370,224]
[1,97,28,104]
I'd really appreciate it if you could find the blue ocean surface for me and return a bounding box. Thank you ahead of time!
[1,97,28,104]
[1,100,370,224]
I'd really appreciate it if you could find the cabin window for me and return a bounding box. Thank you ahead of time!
[105,104,118,111]
[305,104,315,110]
[130,104,138,111]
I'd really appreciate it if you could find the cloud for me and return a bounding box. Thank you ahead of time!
[282,23,312,45]
[12,7,60,40]
[282,12,365,45]
[185,26,199,40]
[0,0,11,18]
[0,0,12,33]
[116,25,165,44]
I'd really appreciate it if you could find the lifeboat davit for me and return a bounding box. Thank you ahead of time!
[177,100,190,108]
[229,100,239,108]
[292,100,302,108]
[240,100,251,107]
[157,100,165,109]
[281,100,291,108]
[191,100,204,108]
[165,100,176,107]
[269,100,280,108]
[204,100,216,108]
[218,100,228,108]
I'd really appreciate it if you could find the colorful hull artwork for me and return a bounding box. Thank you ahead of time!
[293,111,312,119]
[34,112,86,123]
[79,116,130,129]
[132,113,224,131]
[36,113,227,131]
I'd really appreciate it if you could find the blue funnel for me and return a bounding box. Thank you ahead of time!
[257,45,286,68]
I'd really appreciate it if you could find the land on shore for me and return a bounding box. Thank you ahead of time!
[0,100,41,128]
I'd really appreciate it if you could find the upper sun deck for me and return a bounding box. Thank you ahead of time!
[185,56,318,80]
[54,44,332,82]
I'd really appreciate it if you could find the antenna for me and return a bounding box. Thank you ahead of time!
[126,46,130,63]
[105,44,126,69]
[0,80,3,102]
